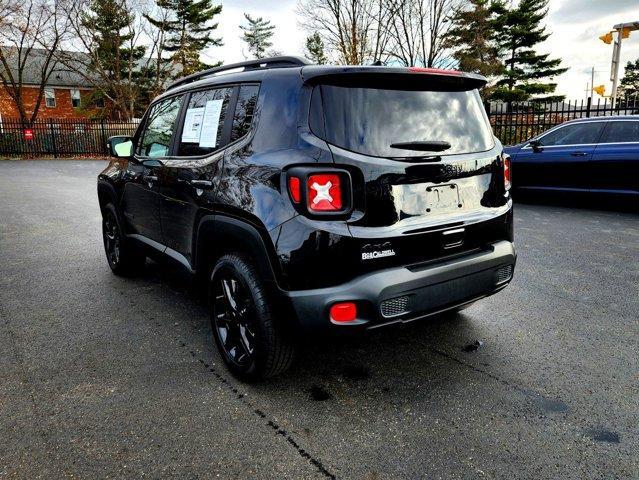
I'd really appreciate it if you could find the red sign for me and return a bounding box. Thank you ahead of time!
[23,128,34,141]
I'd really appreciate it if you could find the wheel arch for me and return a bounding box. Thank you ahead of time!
[97,180,118,213]
[195,214,284,289]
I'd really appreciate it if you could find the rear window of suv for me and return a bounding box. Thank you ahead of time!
[311,83,494,157]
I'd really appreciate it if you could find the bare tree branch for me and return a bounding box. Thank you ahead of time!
[0,0,70,124]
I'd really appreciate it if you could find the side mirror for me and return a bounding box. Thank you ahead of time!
[528,139,543,153]
[107,135,133,158]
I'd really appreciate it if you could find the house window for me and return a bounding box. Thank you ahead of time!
[95,97,105,108]
[71,89,81,108]
[45,88,56,108]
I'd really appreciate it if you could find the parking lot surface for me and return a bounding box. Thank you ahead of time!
[1,160,637,479]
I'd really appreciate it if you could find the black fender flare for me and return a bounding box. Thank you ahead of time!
[194,214,284,288]
[97,179,118,213]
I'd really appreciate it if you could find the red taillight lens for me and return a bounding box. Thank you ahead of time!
[503,155,511,190]
[308,173,342,211]
[288,176,301,203]
[330,302,357,323]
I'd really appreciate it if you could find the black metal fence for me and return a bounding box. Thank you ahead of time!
[0,118,139,157]
[1,97,638,156]
[486,97,639,145]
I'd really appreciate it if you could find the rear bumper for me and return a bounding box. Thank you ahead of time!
[284,240,516,331]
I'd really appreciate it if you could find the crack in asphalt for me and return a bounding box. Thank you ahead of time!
[179,342,337,480]
[425,343,570,415]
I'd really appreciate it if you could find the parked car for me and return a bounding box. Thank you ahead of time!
[504,116,639,195]
[97,57,516,380]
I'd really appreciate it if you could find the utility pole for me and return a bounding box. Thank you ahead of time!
[591,66,595,99]
[610,21,638,108]
[610,27,624,108]
[600,22,638,108]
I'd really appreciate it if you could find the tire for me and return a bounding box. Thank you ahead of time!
[101,203,145,276]
[209,253,296,380]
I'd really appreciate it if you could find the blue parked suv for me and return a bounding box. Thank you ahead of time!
[504,116,639,196]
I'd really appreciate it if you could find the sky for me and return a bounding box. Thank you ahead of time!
[204,0,639,100]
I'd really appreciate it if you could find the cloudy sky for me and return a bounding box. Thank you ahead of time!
[204,0,639,99]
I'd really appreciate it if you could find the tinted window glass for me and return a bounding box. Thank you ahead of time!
[178,87,233,156]
[315,85,494,157]
[138,96,183,157]
[539,122,604,146]
[230,85,259,142]
[601,121,639,143]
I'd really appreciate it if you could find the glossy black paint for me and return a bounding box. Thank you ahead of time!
[98,64,515,330]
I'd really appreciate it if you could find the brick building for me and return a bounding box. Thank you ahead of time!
[0,49,105,121]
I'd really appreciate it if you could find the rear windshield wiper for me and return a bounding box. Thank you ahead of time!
[390,141,451,152]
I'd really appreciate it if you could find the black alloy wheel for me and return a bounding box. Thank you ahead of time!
[209,253,296,380]
[213,271,258,369]
[101,203,144,276]
[103,208,122,270]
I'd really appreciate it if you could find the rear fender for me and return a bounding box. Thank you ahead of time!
[194,215,282,287]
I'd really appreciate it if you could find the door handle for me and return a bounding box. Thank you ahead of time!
[189,179,214,189]
[142,175,158,182]
[570,152,588,157]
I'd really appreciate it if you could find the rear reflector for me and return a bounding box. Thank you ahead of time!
[288,176,301,203]
[330,302,357,322]
[308,173,342,211]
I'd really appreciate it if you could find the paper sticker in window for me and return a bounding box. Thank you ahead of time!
[199,99,224,148]
[182,107,204,143]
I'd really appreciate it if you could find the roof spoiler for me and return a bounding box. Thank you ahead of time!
[301,65,487,90]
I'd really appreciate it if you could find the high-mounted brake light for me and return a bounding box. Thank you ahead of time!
[308,173,342,211]
[503,154,511,191]
[408,67,462,75]
[330,302,357,323]
[288,176,301,203]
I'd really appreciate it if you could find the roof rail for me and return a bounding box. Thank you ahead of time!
[166,56,312,91]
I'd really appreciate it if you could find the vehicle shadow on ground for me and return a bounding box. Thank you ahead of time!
[138,257,489,397]
[514,191,639,213]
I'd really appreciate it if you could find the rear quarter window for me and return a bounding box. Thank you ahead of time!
[312,84,494,157]
[601,121,639,143]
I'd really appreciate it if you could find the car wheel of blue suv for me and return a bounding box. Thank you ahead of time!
[209,253,296,380]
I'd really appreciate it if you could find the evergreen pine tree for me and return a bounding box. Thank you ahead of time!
[305,32,327,65]
[80,0,145,118]
[619,59,639,101]
[492,0,567,102]
[443,0,501,97]
[240,13,275,59]
[145,0,222,78]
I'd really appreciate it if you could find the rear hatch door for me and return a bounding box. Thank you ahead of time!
[304,67,511,266]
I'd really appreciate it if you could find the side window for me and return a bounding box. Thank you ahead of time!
[177,87,233,156]
[601,121,639,143]
[137,96,183,157]
[538,122,604,146]
[230,84,259,142]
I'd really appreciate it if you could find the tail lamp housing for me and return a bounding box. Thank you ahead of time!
[503,153,511,191]
[286,167,352,217]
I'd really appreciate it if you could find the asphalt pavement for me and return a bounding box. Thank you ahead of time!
[0,160,637,479]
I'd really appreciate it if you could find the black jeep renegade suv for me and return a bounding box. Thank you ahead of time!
[98,57,516,380]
